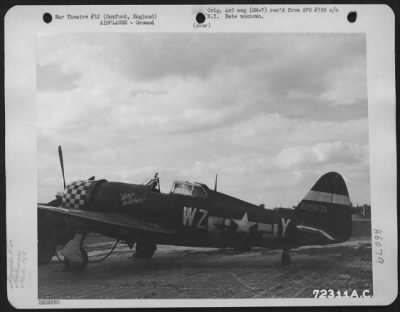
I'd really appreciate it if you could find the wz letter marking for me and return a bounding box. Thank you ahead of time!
[183,206,208,229]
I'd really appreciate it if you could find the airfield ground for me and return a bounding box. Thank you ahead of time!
[38,218,372,299]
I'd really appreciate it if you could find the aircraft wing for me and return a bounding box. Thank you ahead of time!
[37,204,175,235]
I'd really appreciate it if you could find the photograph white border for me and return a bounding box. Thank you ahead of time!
[5,4,397,308]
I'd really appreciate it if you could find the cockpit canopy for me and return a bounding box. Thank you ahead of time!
[170,181,208,199]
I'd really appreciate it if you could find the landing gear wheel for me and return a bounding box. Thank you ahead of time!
[135,242,156,259]
[232,234,252,252]
[38,239,56,265]
[233,244,251,252]
[64,249,88,271]
[281,250,291,265]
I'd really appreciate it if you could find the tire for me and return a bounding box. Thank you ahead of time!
[64,249,88,271]
[233,244,251,252]
[135,242,156,259]
[281,252,291,265]
[38,239,56,265]
[232,234,251,252]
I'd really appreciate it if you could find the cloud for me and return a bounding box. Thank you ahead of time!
[275,141,369,169]
[37,63,81,91]
[36,33,370,206]
[37,33,367,121]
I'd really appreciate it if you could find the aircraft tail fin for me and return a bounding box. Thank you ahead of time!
[295,172,352,244]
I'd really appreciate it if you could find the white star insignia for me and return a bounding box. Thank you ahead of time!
[232,212,256,234]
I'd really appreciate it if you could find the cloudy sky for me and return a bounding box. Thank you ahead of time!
[37,33,370,206]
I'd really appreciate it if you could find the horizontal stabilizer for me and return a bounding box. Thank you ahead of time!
[296,225,335,241]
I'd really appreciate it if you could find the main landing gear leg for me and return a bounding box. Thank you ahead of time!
[281,249,291,265]
[62,232,88,271]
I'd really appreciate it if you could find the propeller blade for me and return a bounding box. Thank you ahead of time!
[58,145,66,189]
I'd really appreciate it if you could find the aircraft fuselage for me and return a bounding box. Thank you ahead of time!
[58,180,299,251]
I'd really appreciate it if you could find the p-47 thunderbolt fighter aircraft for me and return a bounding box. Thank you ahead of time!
[38,147,352,270]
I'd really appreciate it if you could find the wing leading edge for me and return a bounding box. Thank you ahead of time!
[37,204,176,235]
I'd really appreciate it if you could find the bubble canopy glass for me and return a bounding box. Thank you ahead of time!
[170,181,208,198]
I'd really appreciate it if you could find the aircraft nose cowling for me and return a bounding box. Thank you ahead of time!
[61,180,100,209]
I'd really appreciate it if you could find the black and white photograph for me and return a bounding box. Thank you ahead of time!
[36,32,372,299]
[5,4,396,308]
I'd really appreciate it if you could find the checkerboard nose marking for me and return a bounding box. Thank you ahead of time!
[61,180,93,209]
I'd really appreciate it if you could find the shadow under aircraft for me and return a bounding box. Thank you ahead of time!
[38,146,352,270]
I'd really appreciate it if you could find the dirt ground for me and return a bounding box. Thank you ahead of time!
[38,218,372,299]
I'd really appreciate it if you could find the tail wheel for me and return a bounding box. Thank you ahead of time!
[135,242,156,259]
[64,249,88,271]
[38,239,56,265]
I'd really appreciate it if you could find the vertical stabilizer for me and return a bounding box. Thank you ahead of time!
[295,172,352,243]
